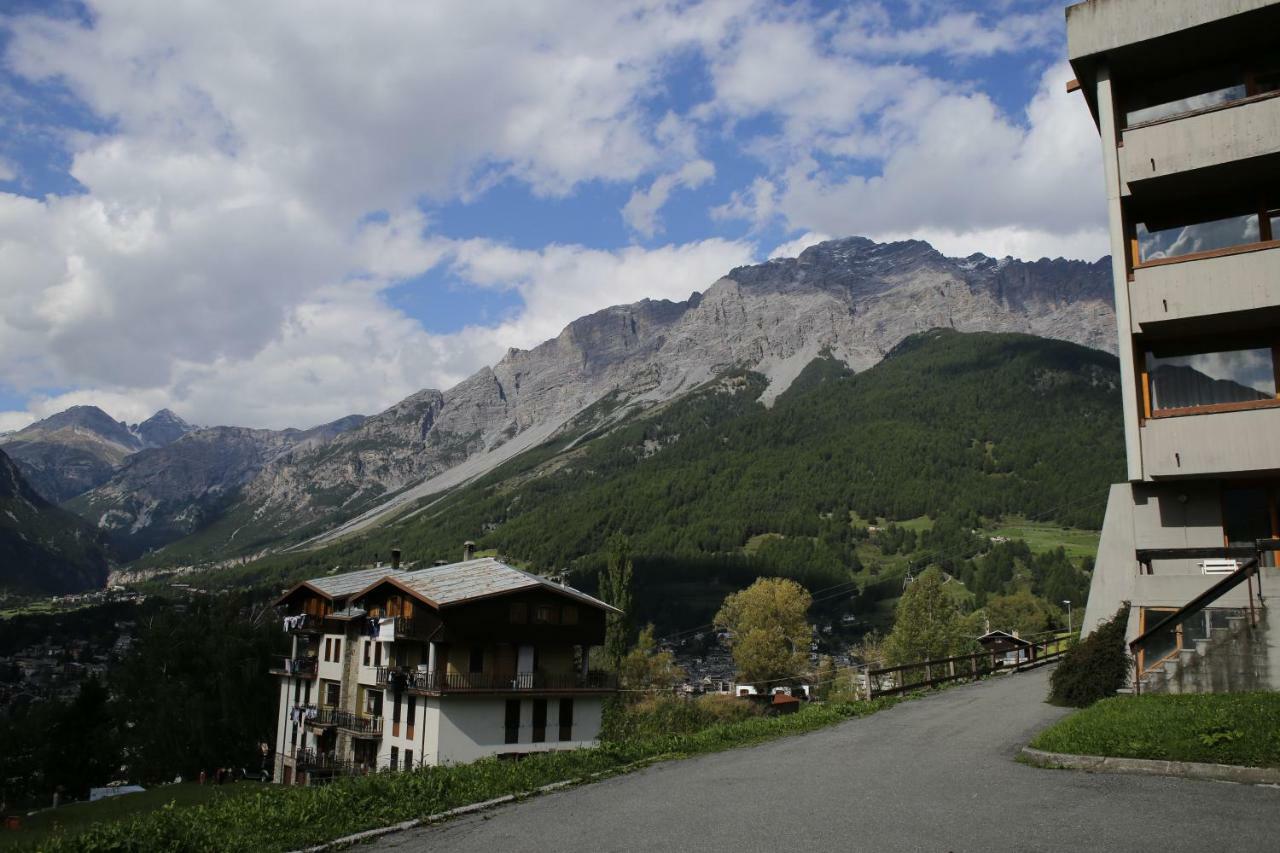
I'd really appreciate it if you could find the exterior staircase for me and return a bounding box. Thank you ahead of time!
[1139,607,1279,695]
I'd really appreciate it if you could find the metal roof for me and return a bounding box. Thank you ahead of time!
[284,557,620,614]
[307,565,405,599]
[369,557,621,612]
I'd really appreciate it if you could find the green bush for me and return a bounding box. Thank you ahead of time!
[1049,603,1130,707]
[1031,692,1280,767]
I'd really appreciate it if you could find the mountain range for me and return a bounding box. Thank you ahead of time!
[0,236,1117,590]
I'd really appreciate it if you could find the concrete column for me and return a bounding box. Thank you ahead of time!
[1095,65,1144,482]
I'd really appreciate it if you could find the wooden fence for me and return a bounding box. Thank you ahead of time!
[863,635,1070,700]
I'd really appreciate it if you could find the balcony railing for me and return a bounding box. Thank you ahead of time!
[295,748,354,773]
[297,705,339,727]
[375,667,618,693]
[270,657,318,677]
[1130,540,1272,692]
[335,711,383,736]
[282,613,324,634]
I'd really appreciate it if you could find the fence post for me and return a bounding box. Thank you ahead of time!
[948,660,956,679]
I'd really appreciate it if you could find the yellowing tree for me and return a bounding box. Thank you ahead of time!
[714,577,812,686]
[619,624,686,691]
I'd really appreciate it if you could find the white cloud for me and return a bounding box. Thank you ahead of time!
[0,158,15,182]
[768,231,832,260]
[839,7,1061,58]
[713,57,1106,260]
[622,159,716,238]
[0,237,758,430]
[445,237,758,352]
[0,0,1109,432]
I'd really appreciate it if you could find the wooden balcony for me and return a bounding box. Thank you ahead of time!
[375,666,617,695]
[269,657,318,678]
[282,613,325,634]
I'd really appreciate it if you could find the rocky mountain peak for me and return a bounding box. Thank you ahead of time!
[133,408,196,448]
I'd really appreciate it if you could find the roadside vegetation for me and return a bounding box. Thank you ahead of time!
[1048,604,1129,707]
[19,694,901,852]
[1031,692,1280,768]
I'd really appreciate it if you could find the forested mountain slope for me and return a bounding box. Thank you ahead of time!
[0,448,111,595]
[233,331,1123,603]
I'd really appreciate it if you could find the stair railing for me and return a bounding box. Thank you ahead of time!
[1129,538,1275,694]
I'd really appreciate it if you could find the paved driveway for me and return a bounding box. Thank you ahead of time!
[379,669,1280,852]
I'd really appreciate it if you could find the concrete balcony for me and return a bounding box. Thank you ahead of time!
[1121,93,1280,189]
[1142,405,1280,478]
[1130,243,1280,331]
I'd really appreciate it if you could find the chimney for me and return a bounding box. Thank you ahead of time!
[391,548,402,570]
[463,540,476,561]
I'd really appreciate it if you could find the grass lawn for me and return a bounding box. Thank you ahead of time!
[742,532,784,554]
[1,782,265,849]
[1031,693,1280,768]
[987,517,1100,560]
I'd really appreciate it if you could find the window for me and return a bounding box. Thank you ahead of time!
[504,699,521,744]
[324,682,339,707]
[1122,54,1280,128]
[404,750,414,771]
[324,638,332,662]
[1136,212,1261,264]
[558,699,573,742]
[1144,342,1278,416]
[333,639,342,662]
[533,605,558,625]
[532,699,547,743]
[392,693,402,724]
[303,681,311,704]
[366,690,383,717]
[509,603,527,624]
[469,645,485,674]
[363,641,371,667]
[294,679,302,703]
[389,746,398,770]
[407,696,416,727]
[374,642,382,668]
[561,606,578,626]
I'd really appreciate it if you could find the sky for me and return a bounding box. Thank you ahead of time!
[0,0,1107,432]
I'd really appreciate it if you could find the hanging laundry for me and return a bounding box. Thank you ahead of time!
[377,617,396,642]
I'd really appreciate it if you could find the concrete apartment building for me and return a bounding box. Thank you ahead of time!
[270,551,620,784]
[1067,0,1280,689]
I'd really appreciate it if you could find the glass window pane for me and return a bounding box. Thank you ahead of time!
[1140,609,1179,672]
[1127,83,1246,126]
[1146,346,1276,412]
[1137,213,1259,262]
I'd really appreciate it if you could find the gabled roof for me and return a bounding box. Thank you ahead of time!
[355,557,622,613]
[977,630,1032,647]
[274,565,405,607]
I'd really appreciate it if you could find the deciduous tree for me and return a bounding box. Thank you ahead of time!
[714,577,812,686]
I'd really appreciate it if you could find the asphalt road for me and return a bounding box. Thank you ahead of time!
[379,669,1280,852]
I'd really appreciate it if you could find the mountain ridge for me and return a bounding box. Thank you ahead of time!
[17,235,1118,570]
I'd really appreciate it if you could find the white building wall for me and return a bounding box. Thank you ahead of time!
[433,696,605,766]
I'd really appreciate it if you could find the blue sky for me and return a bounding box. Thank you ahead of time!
[0,0,1106,430]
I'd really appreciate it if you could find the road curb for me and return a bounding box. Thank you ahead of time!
[289,757,670,852]
[1020,746,1280,785]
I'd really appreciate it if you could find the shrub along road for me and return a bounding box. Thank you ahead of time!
[381,670,1280,852]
